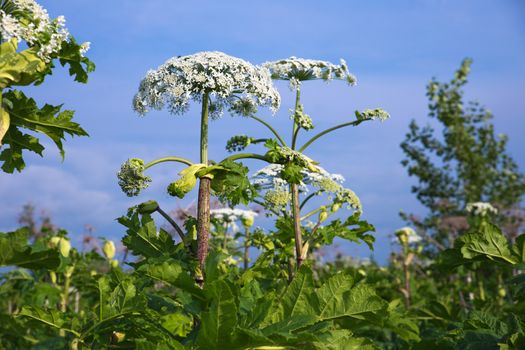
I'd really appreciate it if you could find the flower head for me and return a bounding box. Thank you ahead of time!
[251,164,361,214]
[117,158,152,197]
[355,108,390,122]
[395,227,422,246]
[210,208,258,232]
[466,202,498,216]
[0,0,72,61]
[263,57,357,90]
[132,51,281,118]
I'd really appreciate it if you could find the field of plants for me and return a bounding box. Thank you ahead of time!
[1,1,524,349]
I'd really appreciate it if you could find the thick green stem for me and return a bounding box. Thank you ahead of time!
[243,227,250,270]
[196,92,211,286]
[59,272,71,337]
[403,262,411,308]
[61,274,71,313]
[291,88,304,269]
[291,88,301,150]
[299,119,363,153]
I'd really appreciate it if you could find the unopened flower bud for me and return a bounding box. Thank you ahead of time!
[103,240,116,260]
[48,236,61,248]
[137,200,159,214]
[331,203,341,213]
[111,259,119,268]
[49,271,57,284]
[319,209,328,223]
[59,238,71,258]
[241,216,254,228]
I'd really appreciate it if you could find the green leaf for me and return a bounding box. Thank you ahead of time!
[136,258,203,300]
[512,234,525,263]
[167,163,206,198]
[0,228,60,269]
[119,208,176,259]
[58,39,96,83]
[196,279,238,348]
[457,222,517,265]
[0,39,47,88]
[18,306,80,337]
[0,104,9,145]
[0,89,88,172]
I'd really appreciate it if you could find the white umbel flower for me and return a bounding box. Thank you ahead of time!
[132,51,281,118]
[251,164,361,213]
[0,0,72,61]
[466,202,498,216]
[263,57,357,90]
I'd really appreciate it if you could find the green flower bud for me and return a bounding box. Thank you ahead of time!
[48,236,61,248]
[167,164,206,198]
[59,238,71,258]
[241,216,254,228]
[103,240,116,260]
[137,200,159,214]
[331,203,341,213]
[498,288,506,298]
[111,259,119,268]
[117,158,152,197]
[49,271,57,284]
[319,208,328,223]
[226,135,255,153]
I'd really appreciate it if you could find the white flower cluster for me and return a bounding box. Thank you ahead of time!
[251,164,361,213]
[466,202,498,216]
[210,208,258,232]
[0,0,79,61]
[394,227,422,245]
[133,51,281,118]
[263,57,357,90]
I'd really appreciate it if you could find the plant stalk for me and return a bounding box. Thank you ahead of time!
[243,226,250,270]
[196,92,211,286]
[291,88,304,269]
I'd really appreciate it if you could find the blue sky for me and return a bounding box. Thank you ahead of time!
[1,0,524,263]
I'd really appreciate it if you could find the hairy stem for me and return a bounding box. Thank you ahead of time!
[196,91,211,286]
[291,183,303,268]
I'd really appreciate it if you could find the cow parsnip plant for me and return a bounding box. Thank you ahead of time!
[224,56,389,269]
[119,51,280,284]
[0,0,94,172]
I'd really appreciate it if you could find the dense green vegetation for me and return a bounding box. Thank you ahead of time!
[1,1,524,349]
